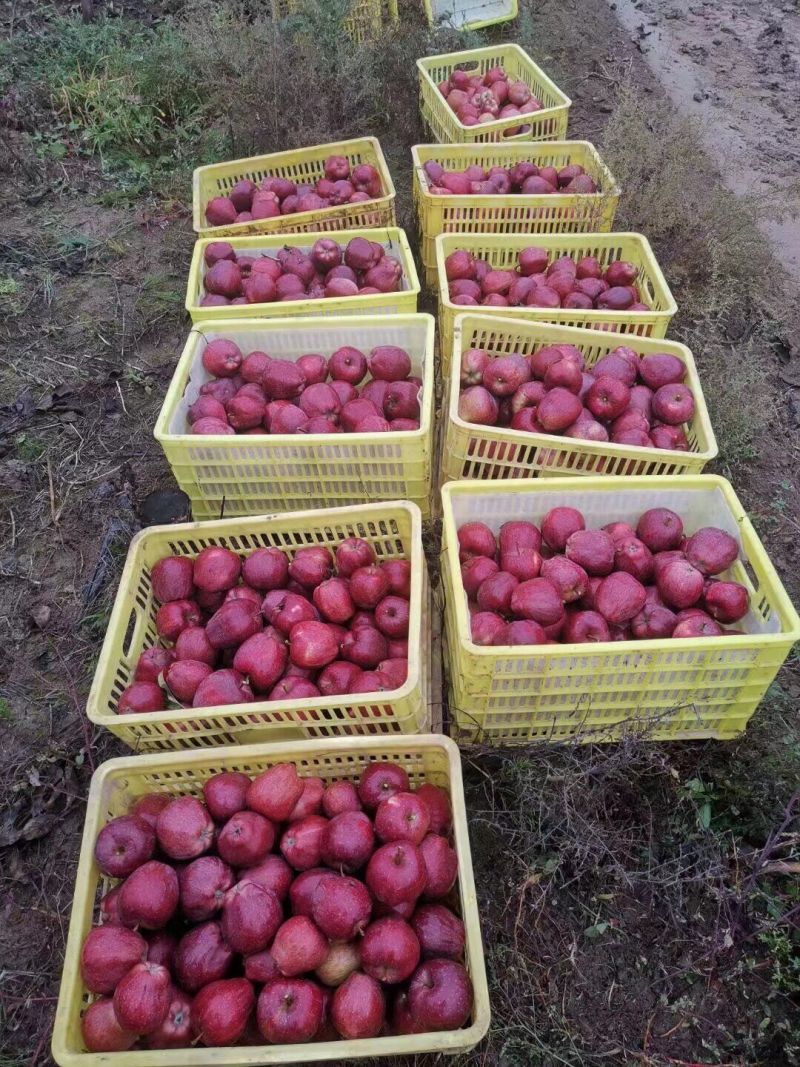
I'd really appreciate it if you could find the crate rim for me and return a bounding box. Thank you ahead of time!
[416,43,572,134]
[448,313,718,464]
[86,500,425,729]
[421,0,518,31]
[441,474,800,654]
[153,313,436,446]
[51,734,491,1067]
[411,140,621,201]
[186,226,421,316]
[435,230,678,317]
[192,135,397,236]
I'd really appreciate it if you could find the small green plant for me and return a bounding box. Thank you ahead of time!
[15,434,46,462]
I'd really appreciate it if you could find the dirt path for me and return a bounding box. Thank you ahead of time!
[608,0,800,275]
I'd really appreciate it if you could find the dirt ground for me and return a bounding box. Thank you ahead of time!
[610,0,800,273]
[1,0,799,1065]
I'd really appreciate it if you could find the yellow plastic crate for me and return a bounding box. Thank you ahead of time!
[193,137,396,239]
[87,502,430,752]
[272,0,398,42]
[441,314,717,481]
[435,231,677,357]
[418,44,571,144]
[186,227,420,324]
[422,0,517,30]
[154,315,435,520]
[412,142,620,287]
[52,734,490,1066]
[441,476,800,744]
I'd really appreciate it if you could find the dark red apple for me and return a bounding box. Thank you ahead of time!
[565,529,615,576]
[192,977,254,1047]
[81,997,136,1052]
[156,796,214,860]
[80,926,147,994]
[684,526,739,576]
[412,904,465,959]
[420,834,458,899]
[280,814,328,871]
[94,815,155,878]
[541,507,585,551]
[358,760,409,810]
[271,916,328,976]
[179,855,234,922]
[221,881,283,954]
[636,508,684,552]
[256,977,324,1044]
[366,841,426,906]
[415,785,452,835]
[331,972,385,1039]
[112,961,171,1035]
[311,874,372,940]
[375,792,431,845]
[118,861,179,930]
[238,854,293,900]
[174,921,233,992]
[321,810,375,871]
[407,958,472,1031]
[247,763,304,821]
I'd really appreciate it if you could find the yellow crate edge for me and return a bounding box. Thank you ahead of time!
[192,136,397,236]
[440,475,800,660]
[445,313,718,469]
[52,735,490,1067]
[416,43,572,134]
[86,501,425,733]
[186,226,420,320]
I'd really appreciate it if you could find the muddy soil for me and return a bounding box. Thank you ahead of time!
[609,0,800,273]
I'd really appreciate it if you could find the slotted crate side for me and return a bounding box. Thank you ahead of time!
[413,142,620,285]
[440,315,717,482]
[87,502,430,751]
[193,136,396,237]
[187,227,419,324]
[418,44,570,144]
[52,735,490,1067]
[271,0,398,42]
[155,315,435,519]
[440,477,800,743]
[435,231,677,355]
[422,0,517,30]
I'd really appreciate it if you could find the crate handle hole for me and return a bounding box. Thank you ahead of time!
[122,608,138,662]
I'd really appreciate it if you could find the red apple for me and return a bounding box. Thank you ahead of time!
[221,881,283,954]
[358,760,409,810]
[311,874,372,940]
[174,921,233,992]
[657,559,705,609]
[192,977,254,1047]
[280,814,329,871]
[375,791,431,845]
[420,834,458,899]
[322,780,362,817]
[256,977,324,1044]
[684,526,739,576]
[407,958,472,1031]
[321,810,375,871]
[112,961,171,1035]
[119,861,179,930]
[636,508,684,552]
[80,926,147,994]
[271,916,328,976]
[247,763,304,821]
[238,854,293,900]
[594,572,648,624]
[541,507,585,551]
[156,796,214,860]
[81,997,137,1052]
[94,815,155,878]
[411,904,465,959]
[415,785,452,835]
[565,529,615,576]
[179,856,234,922]
[331,972,385,1039]
[366,841,426,906]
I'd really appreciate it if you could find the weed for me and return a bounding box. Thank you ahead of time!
[15,433,46,462]
[0,697,12,720]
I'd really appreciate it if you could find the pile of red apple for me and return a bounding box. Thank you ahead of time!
[204,156,382,227]
[458,343,695,451]
[199,236,405,309]
[188,338,421,436]
[444,245,650,312]
[116,537,411,716]
[436,64,543,130]
[422,158,597,196]
[459,506,750,646]
[78,760,472,1050]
